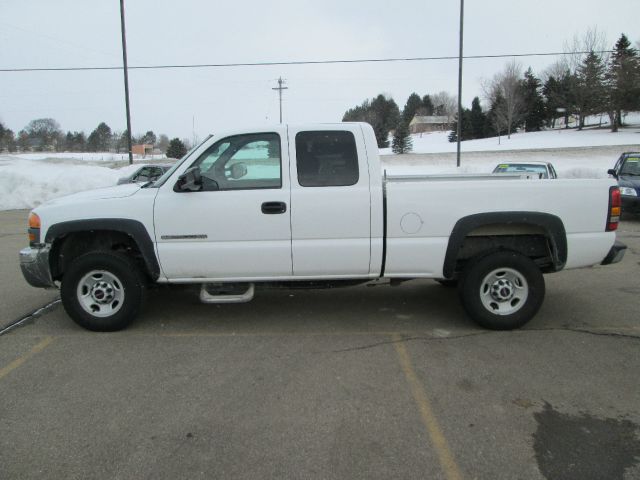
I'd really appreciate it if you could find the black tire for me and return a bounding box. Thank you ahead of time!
[436,279,458,288]
[458,251,545,330]
[61,251,146,331]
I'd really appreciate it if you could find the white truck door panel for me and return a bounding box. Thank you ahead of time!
[154,131,292,280]
[288,126,372,277]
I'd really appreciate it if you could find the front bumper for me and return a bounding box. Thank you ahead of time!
[19,246,57,289]
[601,241,627,266]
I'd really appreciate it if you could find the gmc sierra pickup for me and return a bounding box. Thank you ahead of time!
[20,123,626,331]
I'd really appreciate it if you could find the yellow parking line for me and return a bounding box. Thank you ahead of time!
[0,336,55,381]
[392,333,463,480]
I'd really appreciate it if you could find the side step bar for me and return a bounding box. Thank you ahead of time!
[199,283,255,304]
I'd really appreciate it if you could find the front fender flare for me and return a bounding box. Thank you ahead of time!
[45,218,160,280]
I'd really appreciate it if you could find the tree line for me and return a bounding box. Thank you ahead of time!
[0,118,192,157]
[343,32,640,153]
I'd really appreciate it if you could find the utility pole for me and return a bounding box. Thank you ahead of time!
[272,77,288,124]
[119,0,133,165]
[456,0,464,167]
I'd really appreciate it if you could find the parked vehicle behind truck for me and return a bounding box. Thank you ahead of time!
[20,123,626,332]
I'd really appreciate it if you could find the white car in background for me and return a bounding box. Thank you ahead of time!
[117,164,173,185]
[493,161,558,179]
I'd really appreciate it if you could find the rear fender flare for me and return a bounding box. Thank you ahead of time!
[442,212,567,279]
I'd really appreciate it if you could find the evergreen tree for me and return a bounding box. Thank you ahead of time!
[142,130,156,145]
[448,108,472,143]
[343,94,399,148]
[166,138,187,159]
[87,122,112,151]
[576,51,607,129]
[4,129,17,152]
[392,120,413,154]
[402,92,423,123]
[543,72,575,128]
[486,93,508,142]
[469,97,486,139]
[605,33,640,131]
[521,68,546,132]
[421,95,434,116]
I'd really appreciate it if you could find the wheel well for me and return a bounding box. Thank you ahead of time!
[449,223,559,278]
[50,230,149,281]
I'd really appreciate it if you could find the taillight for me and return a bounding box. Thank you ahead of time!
[606,186,621,231]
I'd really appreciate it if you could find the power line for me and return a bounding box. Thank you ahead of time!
[0,51,615,73]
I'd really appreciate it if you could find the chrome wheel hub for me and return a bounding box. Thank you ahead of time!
[77,270,125,317]
[480,268,528,315]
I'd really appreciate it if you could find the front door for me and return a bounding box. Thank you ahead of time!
[153,130,292,280]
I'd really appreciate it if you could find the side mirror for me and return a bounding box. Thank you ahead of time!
[229,163,248,180]
[607,169,618,178]
[174,166,203,192]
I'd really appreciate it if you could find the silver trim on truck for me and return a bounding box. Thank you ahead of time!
[19,246,57,289]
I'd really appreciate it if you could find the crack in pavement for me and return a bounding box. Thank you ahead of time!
[329,326,640,353]
[0,298,61,336]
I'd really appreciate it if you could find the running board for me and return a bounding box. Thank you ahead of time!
[199,283,255,304]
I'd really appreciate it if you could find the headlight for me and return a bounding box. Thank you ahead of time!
[620,187,637,196]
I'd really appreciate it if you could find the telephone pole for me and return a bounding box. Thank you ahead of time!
[456,0,464,167]
[272,77,288,124]
[119,0,133,165]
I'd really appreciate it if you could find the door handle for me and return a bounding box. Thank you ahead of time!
[261,201,287,214]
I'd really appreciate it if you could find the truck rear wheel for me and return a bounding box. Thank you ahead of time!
[459,251,544,330]
[61,251,145,331]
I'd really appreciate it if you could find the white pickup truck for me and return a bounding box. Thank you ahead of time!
[20,123,626,332]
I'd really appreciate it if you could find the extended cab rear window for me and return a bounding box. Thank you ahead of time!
[295,131,359,187]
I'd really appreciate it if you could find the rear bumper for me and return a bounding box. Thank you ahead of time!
[19,246,57,289]
[601,241,627,265]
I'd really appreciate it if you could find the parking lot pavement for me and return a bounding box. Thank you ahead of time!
[0,209,59,330]
[1,212,639,479]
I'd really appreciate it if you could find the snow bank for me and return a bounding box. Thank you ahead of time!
[13,152,166,162]
[380,127,640,155]
[0,157,142,210]
[381,149,615,180]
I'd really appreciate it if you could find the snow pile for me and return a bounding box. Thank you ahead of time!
[0,157,142,210]
[14,152,166,162]
[380,127,640,155]
[382,150,615,180]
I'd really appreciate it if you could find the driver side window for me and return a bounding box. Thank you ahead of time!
[190,133,282,191]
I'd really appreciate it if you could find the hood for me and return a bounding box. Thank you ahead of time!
[39,183,141,208]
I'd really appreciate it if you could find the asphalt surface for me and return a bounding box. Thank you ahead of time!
[1,209,639,479]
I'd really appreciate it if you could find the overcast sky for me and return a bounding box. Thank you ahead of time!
[0,0,638,141]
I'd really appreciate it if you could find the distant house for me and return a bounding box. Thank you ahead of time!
[409,115,452,134]
[132,144,154,157]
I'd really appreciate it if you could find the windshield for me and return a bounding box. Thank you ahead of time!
[493,164,549,178]
[620,157,640,176]
[152,135,213,187]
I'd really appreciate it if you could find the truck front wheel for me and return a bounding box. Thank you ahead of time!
[61,251,145,331]
[459,251,545,330]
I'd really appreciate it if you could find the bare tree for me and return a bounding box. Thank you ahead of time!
[563,26,609,73]
[430,91,457,123]
[483,60,525,139]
